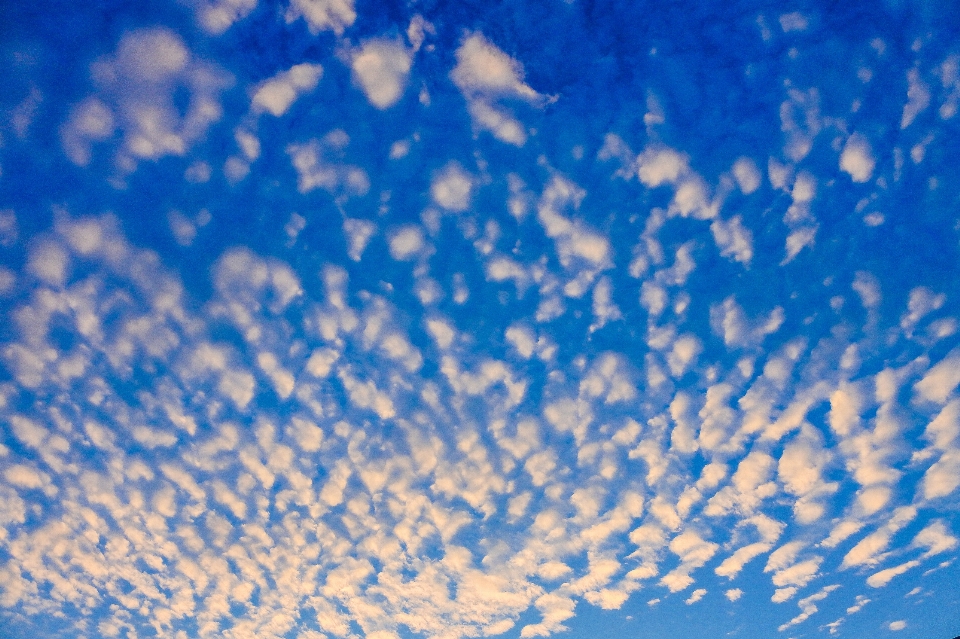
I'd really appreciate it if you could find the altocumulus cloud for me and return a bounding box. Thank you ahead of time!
[2,1,960,639]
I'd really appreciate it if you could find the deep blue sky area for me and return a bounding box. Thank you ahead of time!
[1,1,959,638]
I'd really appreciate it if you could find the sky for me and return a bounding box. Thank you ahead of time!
[1,0,960,638]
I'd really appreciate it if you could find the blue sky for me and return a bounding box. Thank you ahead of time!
[1,0,960,638]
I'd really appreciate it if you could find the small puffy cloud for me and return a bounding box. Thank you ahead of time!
[732,157,761,194]
[288,132,371,197]
[590,276,623,331]
[637,146,686,187]
[194,0,257,34]
[5,464,48,490]
[451,33,538,100]
[889,620,907,631]
[777,585,839,631]
[131,425,178,448]
[430,162,473,211]
[66,28,231,171]
[921,451,960,499]
[343,218,376,261]
[286,0,356,35]
[660,530,719,592]
[27,239,69,287]
[667,335,701,377]
[779,12,809,32]
[866,560,919,588]
[915,348,960,404]
[60,98,115,166]
[821,520,864,549]
[710,215,753,264]
[388,225,425,260]
[451,33,541,145]
[426,318,456,350]
[912,520,959,558]
[852,270,881,308]
[901,69,930,129]
[352,39,412,109]
[506,324,536,359]
[252,63,323,116]
[840,134,876,183]
[841,507,917,569]
[685,588,706,605]
[306,347,339,377]
[725,588,743,601]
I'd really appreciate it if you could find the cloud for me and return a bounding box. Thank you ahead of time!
[839,134,876,183]
[286,0,356,35]
[732,157,761,194]
[352,39,412,109]
[901,68,930,129]
[841,506,917,569]
[10,24,960,638]
[866,560,919,588]
[62,28,231,172]
[193,0,257,34]
[915,348,960,404]
[288,131,371,197]
[659,530,719,592]
[430,163,474,211]
[779,12,809,32]
[777,584,839,631]
[343,218,377,261]
[451,33,541,145]
[252,63,323,116]
[710,216,754,264]
[388,225,425,260]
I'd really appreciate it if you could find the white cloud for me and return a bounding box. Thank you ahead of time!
[590,276,623,331]
[915,348,960,404]
[921,450,960,499]
[732,157,761,194]
[637,146,686,187]
[852,270,881,308]
[451,33,541,145]
[352,39,412,109]
[430,163,473,211]
[194,0,257,34]
[66,28,231,171]
[451,33,538,101]
[777,584,839,631]
[659,530,719,592]
[779,12,809,32]
[60,98,115,166]
[889,620,907,631]
[426,318,456,350]
[684,588,706,604]
[27,239,69,287]
[343,218,376,261]
[288,132,371,197]
[725,588,743,601]
[252,63,323,116]
[506,324,536,359]
[710,215,753,264]
[388,225,425,260]
[285,0,356,35]
[901,68,930,128]
[840,134,876,183]
[841,506,917,569]
[912,520,959,558]
[866,560,919,588]
[4,464,48,490]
